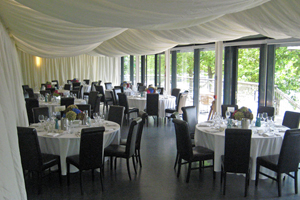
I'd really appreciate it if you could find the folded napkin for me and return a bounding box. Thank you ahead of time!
[261,132,274,137]
[105,128,115,132]
[46,133,60,137]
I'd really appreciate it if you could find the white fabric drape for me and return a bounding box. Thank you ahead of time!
[0,20,27,200]
[18,51,120,89]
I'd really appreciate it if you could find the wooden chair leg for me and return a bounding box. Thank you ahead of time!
[126,159,132,180]
[67,162,70,186]
[295,171,298,194]
[277,173,282,197]
[223,172,227,195]
[186,162,192,183]
[255,164,260,186]
[80,170,83,195]
[132,157,137,174]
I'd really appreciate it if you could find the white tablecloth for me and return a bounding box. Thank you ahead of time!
[81,85,91,98]
[127,95,176,118]
[194,123,288,180]
[32,120,120,175]
[39,99,86,114]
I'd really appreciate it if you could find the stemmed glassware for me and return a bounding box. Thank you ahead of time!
[262,112,268,125]
[38,115,45,123]
[225,111,231,120]
[157,89,161,95]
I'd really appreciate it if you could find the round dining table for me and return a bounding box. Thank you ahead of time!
[194,122,288,180]
[31,120,120,175]
[39,98,86,114]
[127,95,176,118]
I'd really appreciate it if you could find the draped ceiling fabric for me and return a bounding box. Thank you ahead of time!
[0,0,299,58]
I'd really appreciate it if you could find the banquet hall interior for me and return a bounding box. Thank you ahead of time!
[1,0,300,199]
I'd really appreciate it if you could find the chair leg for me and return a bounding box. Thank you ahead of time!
[255,164,260,186]
[177,158,182,177]
[38,172,42,194]
[110,156,113,170]
[277,173,282,197]
[295,171,298,194]
[100,167,104,191]
[114,157,117,170]
[223,172,227,195]
[132,157,137,174]
[57,160,62,185]
[126,158,132,180]
[80,170,83,195]
[174,152,179,169]
[157,116,159,127]
[244,172,249,197]
[186,162,192,183]
[137,149,142,167]
[67,162,70,186]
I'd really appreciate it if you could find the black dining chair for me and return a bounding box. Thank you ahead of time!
[146,93,159,126]
[63,84,71,90]
[25,98,39,124]
[114,86,124,93]
[61,97,75,108]
[182,106,198,140]
[83,79,90,85]
[107,105,125,128]
[165,92,188,121]
[76,104,91,118]
[221,128,252,197]
[17,127,61,194]
[255,129,300,197]
[25,88,35,98]
[221,104,238,118]
[66,127,105,194]
[282,111,300,129]
[118,93,139,125]
[104,82,113,90]
[70,90,80,98]
[32,107,49,123]
[40,90,51,97]
[157,87,164,95]
[95,85,108,113]
[104,118,142,180]
[113,88,122,105]
[257,106,275,118]
[173,118,215,183]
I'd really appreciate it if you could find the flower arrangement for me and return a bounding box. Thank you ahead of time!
[233,106,253,121]
[121,81,131,89]
[146,86,156,93]
[45,81,53,88]
[71,78,79,83]
[53,90,60,97]
[64,105,85,120]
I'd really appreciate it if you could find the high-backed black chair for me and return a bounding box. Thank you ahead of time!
[17,127,61,194]
[83,79,90,85]
[182,106,198,139]
[221,129,252,197]
[76,104,91,118]
[255,129,300,197]
[138,86,146,93]
[146,93,159,126]
[46,87,55,94]
[91,81,98,91]
[118,93,139,125]
[63,84,71,90]
[25,88,35,98]
[157,87,164,95]
[108,105,125,128]
[257,106,275,118]
[70,90,80,98]
[172,119,215,183]
[171,88,181,105]
[282,111,300,129]
[221,104,238,118]
[98,80,102,86]
[52,80,59,88]
[32,107,49,123]
[165,92,188,121]
[40,90,51,97]
[72,82,81,89]
[95,85,108,113]
[22,85,30,98]
[113,88,122,105]
[114,86,124,93]
[120,111,148,168]
[104,82,113,90]
[88,91,99,111]
[104,118,142,180]
[66,127,105,194]
[61,97,75,109]
[25,98,39,124]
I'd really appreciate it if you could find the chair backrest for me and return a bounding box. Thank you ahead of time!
[83,79,90,85]
[113,88,122,105]
[93,95,102,114]
[277,129,300,172]
[177,93,188,114]
[98,80,102,86]
[108,105,125,127]
[63,84,71,90]
[221,104,238,118]
[157,87,164,95]
[91,82,98,91]
[105,82,113,90]
[125,118,143,157]
[95,85,105,102]
[224,129,252,173]
[70,90,80,98]
[32,107,49,123]
[25,88,35,98]
[118,93,129,113]
[109,90,117,105]
[172,119,193,161]
[138,86,147,93]
[22,85,29,92]
[171,88,181,105]
[257,106,275,118]
[60,97,75,108]
[25,98,39,124]
[137,83,144,87]
[114,86,124,93]
[88,91,99,109]
[52,80,59,88]
[282,111,300,128]
[135,111,148,149]
[146,93,159,116]
[76,104,91,118]
[182,106,197,135]
[79,127,105,169]
[72,82,81,88]
[17,127,43,171]
[40,90,51,97]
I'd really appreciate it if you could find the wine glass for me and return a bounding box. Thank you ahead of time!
[225,111,231,120]
[262,112,268,123]
[157,89,161,94]
[38,115,45,123]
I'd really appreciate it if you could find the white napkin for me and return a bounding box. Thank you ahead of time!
[105,128,115,132]
[46,133,60,137]
[262,132,274,137]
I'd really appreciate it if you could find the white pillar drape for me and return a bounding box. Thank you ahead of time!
[0,20,27,200]
[214,41,223,114]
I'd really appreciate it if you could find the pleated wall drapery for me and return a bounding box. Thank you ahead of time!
[0,20,27,200]
[18,51,121,89]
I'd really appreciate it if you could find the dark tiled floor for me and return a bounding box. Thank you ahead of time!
[26,118,300,200]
